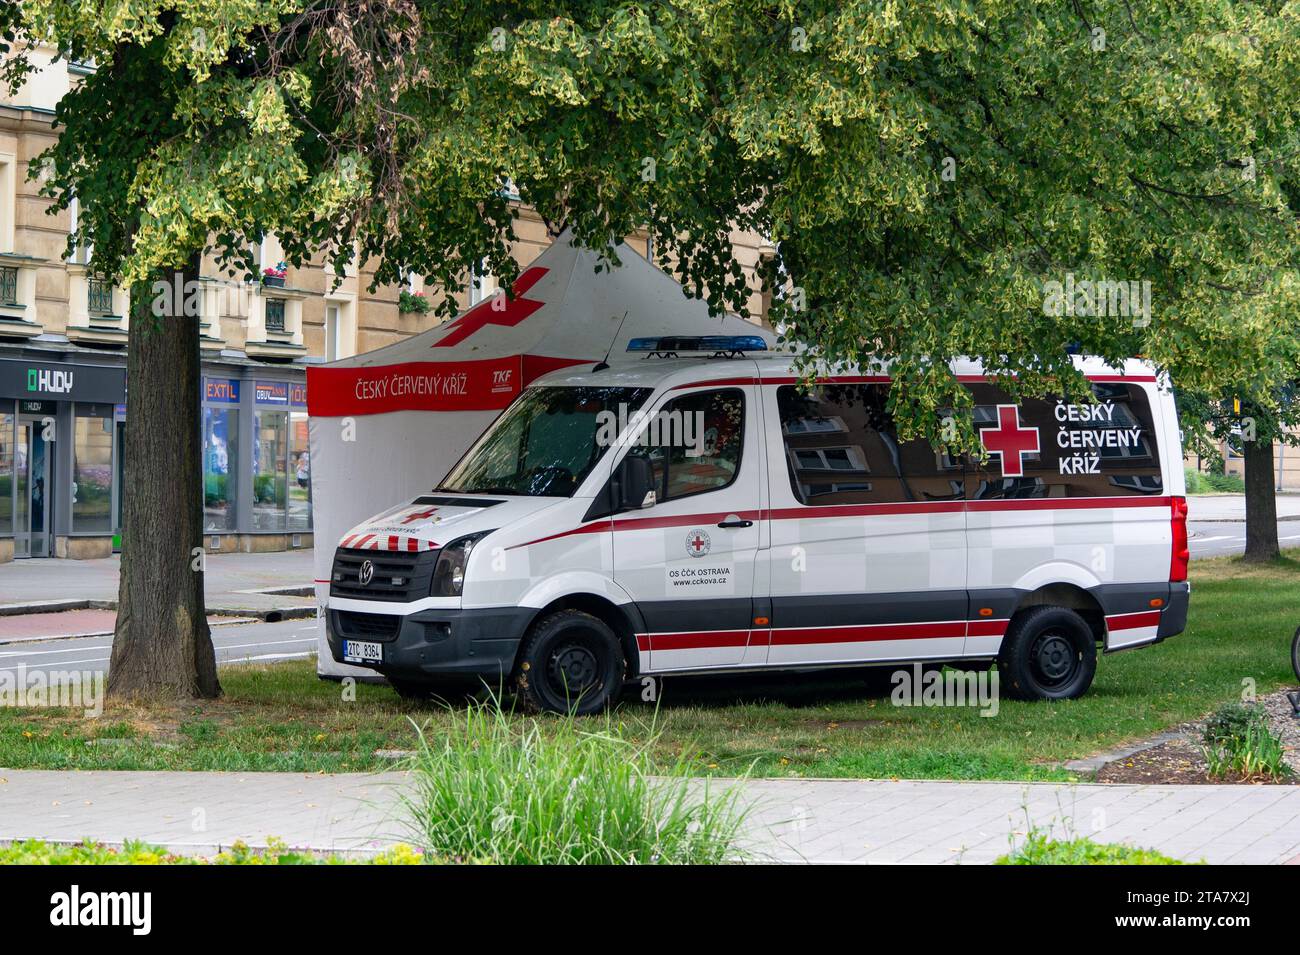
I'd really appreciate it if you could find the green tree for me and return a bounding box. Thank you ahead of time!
[7,1,1300,696]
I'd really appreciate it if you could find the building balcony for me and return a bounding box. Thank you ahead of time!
[0,253,44,339]
[244,284,307,360]
[65,263,128,346]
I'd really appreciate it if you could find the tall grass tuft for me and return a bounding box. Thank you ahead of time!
[1201,703,1292,782]
[397,702,747,864]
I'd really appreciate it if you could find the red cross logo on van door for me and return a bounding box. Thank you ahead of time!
[979,405,1040,478]
[431,267,549,348]
[401,507,439,524]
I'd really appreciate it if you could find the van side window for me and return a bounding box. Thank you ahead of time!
[634,388,745,502]
[967,383,1163,498]
[776,384,963,505]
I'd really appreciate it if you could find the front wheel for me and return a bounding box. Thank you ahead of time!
[514,610,624,715]
[997,607,1097,701]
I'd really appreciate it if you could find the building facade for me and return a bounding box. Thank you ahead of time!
[0,48,773,561]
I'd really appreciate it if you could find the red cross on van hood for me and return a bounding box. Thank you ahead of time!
[337,495,559,552]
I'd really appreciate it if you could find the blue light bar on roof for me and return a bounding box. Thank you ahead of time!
[627,335,768,353]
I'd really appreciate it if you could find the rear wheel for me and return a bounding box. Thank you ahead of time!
[515,610,624,715]
[997,606,1096,701]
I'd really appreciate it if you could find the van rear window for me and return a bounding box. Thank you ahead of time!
[775,381,1164,506]
[967,382,1163,499]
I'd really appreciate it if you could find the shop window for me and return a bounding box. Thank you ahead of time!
[288,411,311,531]
[0,408,12,535]
[72,405,114,533]
[203,407,238,531]
[253,410,288,530]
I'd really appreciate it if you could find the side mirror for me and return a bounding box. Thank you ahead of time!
[617,455,657,510]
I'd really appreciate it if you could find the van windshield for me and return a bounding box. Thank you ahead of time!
[438,386,653,497]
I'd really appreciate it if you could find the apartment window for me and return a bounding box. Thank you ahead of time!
[325,304,340,362]
[0,267,16,306]
[0,154,14,252]
[87,276,114,315]
[265,298,286,334]
[468,261,497,305]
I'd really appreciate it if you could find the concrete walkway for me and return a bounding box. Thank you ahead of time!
[1,769,1297,864]
[0,549,316,617]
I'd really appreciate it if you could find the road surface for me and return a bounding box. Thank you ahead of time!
[0,617,317,677]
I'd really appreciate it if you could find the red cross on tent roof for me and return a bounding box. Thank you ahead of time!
[979,405,1040,478]
[431,267,549,348]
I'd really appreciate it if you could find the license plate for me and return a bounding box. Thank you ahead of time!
[342,640,382,664]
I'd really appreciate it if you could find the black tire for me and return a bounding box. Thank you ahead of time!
[515,610,624,715]
[1291,626,1300,683]
[997,606,1097,701]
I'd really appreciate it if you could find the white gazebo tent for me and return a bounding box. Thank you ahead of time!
[306,233,775,677]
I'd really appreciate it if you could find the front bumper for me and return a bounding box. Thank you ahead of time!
[326,605,535,681]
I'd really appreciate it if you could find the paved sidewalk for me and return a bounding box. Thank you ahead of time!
[0,550,316,617]
[1,769,1298,864]
[1187,492,1300,522]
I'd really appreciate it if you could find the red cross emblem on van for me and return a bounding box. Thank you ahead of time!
[979,405,1040,478]
[401,507,439,524]
[685,528,712,558]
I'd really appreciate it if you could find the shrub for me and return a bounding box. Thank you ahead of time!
[1184,467,1245,494]
[0,837,424,865]
[398,289,430,314]
[399,703,747,864]
[1201,702,1292,781]
[996,833,1190,865]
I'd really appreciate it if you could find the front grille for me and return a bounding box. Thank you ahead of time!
[330,547,438,602]
[332,610,403,642]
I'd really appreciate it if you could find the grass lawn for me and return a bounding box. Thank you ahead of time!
[1,555,1297,780]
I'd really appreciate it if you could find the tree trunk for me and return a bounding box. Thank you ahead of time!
[1242,435,1280,563]
[107,253,221,699]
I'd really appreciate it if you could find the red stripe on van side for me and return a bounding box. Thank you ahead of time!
[508,497,1171,549]
[1106,610,1162,631]
[965,618,1010,638]
[965,496,1171,513]
[770,622,967,645]
[645,630,753,651]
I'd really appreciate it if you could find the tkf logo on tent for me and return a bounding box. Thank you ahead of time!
[49,886,151,935]
[27,367,74,394]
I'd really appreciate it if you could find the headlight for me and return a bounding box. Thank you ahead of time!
[430,531,495,597]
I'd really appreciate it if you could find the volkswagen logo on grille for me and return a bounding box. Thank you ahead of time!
[358,559,375,586]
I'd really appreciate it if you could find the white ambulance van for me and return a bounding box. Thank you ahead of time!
[326,336,1190,713]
